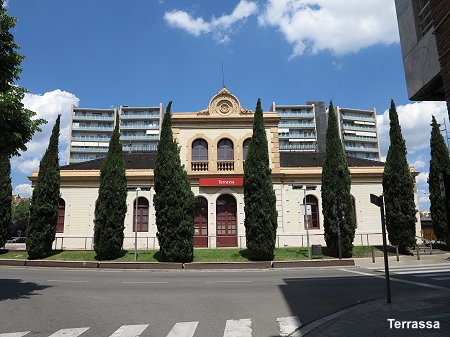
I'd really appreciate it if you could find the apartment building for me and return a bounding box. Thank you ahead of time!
[68,105,163,164]
[337,107,381,160]
[272,102,380,161]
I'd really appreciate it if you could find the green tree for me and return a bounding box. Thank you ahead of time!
[321,101,356,258]
[428,116,450,245]
[26,115,61,259]
[153,102,195,262]
[0,1,45,158]
[382,100,417,252]
[93,121,127,260]
[0,154,12,247]
[243,98,278,261]
[10,199,30,239]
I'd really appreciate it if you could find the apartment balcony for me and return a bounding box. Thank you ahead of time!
[69,157,99,163]
[279,143,317,151]
[344,145,379,153]
[72,125,113,132]
[73,115,114,121]
[70,147,109,153]
[279,122,316,128]
[122,145,158,152]
[278,133,316,139]
[120,124,159,130]
[217,160,234,171]
[342,124,376,132]
[120,134,159,141]
[341,114,376,122]
[191,161,208,172]
[343,135,378,143]
[72,136,111,142]
[120,113,160,120]
[277,112,315,118]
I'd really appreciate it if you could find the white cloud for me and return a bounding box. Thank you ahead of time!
[416,172,429,185]
[419,194,429,204]
[412,159,426,170]
[258,0,399,58]
[164,0,258,43]
[13,184,32,198]
[11,89,79,175]
[2,0,10,8]
[376,101,448,158]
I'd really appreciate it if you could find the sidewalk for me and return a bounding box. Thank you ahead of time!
[296,292,450,336]
[355,252,450,269]
[293,253,450,336]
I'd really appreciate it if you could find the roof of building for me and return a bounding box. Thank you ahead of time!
[279,152,385,168]
[61,151,384,171]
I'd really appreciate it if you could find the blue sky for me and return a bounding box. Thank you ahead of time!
[5,0,449,211]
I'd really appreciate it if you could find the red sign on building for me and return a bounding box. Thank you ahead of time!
[199,177,243,187]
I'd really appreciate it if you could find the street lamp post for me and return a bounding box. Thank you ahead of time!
[134,187,141,262]
[293,183,317,259]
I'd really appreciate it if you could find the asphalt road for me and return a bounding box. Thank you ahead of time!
[0,265,448,336]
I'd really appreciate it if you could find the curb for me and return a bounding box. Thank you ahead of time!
[184,261,272,270]
[273,259,355,268]
[0,258,354,270]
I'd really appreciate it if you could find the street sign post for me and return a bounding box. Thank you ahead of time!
[293,184,317,259]
[370,193,392,303]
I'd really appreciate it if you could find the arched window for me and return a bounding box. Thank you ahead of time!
[56,198,65,233]
[243,138,251,161]
[133,197,149,232]
[303,195,319,229]
[217,139,234,160]
[192,139,208,161]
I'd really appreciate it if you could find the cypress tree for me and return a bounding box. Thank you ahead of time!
[243,98,278,261]
[153,102,195,262]
[321,102,356,258]
[0,154,12,248]
[93,120,127,260]
[382,100,417,252]
[428,116,450,245]
[27,115,61,259]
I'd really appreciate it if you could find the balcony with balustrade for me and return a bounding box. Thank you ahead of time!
[217,160,235,171]
[120,113,160,120]
[341,114,376,122]
[73,114,115,121]
[191,161,209,172]
[72,125,113,132]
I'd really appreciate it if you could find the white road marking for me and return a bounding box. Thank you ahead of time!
[122,281,168,284]
[48,327,89,337]
[277,316,302,336]
[415,272,450,277]
[390,268,450,275]
[0,332,30,337]
[340,269,450,292]
[206,280,253,284]
[109,324,149,337]
[223,319,252,337]
[432,277,450,281]
[373,265,450,272]
[47,280,90,283]
[166,321,199,337]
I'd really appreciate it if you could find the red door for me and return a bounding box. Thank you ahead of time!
[194,197,208,247]
[216,195,237,247]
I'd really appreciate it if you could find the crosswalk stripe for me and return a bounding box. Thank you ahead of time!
[0,332,30,337]
[223,319,252,337]
[48,327,89,337]
[166,321,199,337]
[109,325,149,337]
[277,316,302,336]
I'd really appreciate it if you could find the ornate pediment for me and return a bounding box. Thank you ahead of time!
[197,87,253,116]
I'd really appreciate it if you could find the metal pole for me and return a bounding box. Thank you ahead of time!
[396,245,399,262]
[135,187,140,261]
[337,217,342,260]
[304,187,311,259]
[380,196,391,303]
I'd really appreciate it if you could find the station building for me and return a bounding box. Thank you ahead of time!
[30,88,421,250]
